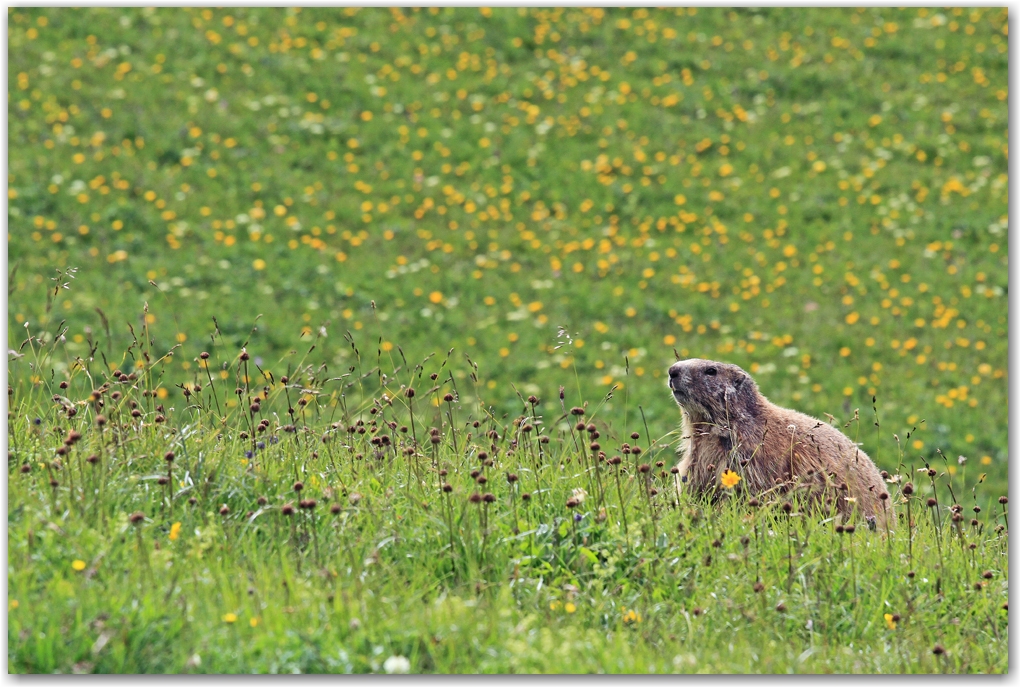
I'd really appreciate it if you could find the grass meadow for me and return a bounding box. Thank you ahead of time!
[7,7,1009,673]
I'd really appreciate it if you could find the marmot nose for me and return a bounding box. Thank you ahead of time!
[668,365,680,379]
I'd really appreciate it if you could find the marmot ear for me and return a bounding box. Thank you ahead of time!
[728,371,757,412]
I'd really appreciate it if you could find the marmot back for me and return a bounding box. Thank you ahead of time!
[667,358,891,526]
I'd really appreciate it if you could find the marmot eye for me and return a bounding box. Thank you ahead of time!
[705,367,717,376]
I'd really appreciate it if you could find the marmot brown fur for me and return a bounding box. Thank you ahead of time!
[668,358,891,527]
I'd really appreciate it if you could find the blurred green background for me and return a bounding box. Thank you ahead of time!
[8,7,1008,489]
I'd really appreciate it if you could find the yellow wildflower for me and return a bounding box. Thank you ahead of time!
[884,613,897,630]
[169,522,182,541]
[71,559,86,572]
[223,613,238,624]
[720,470,741,489]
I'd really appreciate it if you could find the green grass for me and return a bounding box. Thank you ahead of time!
[6,359,1010,673]
[7,7,1009,673]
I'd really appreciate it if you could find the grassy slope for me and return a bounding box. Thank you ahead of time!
[6,7,1010,673]
[7,7,1009,487]
[6,373,1010,673]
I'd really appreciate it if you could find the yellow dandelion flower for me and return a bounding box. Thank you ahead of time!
[71,559,87,572]
[622,608,642,624]
[720,470,741,489]
[223,613,238,624]
[169,522,182,541]
[429,291,443,304]
[884,613,897,630]
[565,602,576,614]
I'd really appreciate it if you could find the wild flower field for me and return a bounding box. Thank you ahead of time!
[7,7,1008,673]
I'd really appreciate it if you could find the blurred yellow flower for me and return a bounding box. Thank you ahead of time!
[223,613,238,623]
[169,522,182,541]
[71,559,86,572]
[721,470,741,489]
[884,613,897,630]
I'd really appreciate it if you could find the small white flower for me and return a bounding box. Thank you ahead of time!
[383,655,411,674]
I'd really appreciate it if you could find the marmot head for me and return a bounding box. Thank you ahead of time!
[667,358,760,424]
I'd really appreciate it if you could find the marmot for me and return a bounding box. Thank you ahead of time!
[667,358,891,527]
